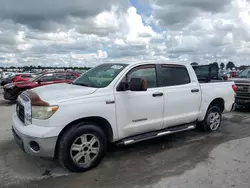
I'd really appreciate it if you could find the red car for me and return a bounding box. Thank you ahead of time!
[12,73,35,82]
[0,73,35,86]
[3,71,80,101]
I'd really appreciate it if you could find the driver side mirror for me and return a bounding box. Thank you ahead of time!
[130,78,147,91]
[37,80,42,84]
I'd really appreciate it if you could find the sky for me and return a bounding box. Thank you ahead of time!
[0,0,250,67]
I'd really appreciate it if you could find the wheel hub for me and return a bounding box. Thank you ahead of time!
[70,134,100,165]
[208,112,220,131]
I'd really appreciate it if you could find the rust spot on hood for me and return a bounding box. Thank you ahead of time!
[26,90,49,106]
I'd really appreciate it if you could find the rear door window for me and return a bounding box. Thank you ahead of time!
[159,64,190,87]
[40,73,55,82]
[54,73,67,80]
[21,75,33,78]
[66,73,76,80]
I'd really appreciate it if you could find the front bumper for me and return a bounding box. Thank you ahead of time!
[12,113,58,158]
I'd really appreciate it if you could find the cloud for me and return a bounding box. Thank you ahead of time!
[152,0,232,29]
[0,0,250,67]
[0,0,128,30]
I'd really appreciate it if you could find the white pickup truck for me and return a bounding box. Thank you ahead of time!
[12,62,236,172]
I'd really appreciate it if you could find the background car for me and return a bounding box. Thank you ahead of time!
[1,73,35,86]
[3,71,80,101]
[1,74,16,86]
[219,70,231,80]
[0,72,15,80]
[12,73,35,82]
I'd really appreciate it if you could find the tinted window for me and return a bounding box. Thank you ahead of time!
[54,73,66,80]
[21,75,33,78]
[127,65,157,88]
[66,74,76,80]
[40,74,55,82]
[160,65,190,87]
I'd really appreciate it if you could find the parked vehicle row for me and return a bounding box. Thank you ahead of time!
[12,62,236,172]
[1,73,35,86]
[3,71,80,100]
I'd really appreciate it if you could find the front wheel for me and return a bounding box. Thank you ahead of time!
[198,106,222,132]
[57,123,107,172]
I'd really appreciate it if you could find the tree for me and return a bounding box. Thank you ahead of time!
[220,62,225,70]
[226,61,235,70]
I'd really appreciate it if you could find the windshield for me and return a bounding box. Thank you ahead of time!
[237,69,250,78]
[72,63,128,88]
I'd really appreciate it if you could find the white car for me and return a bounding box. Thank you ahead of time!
[12,62,236,172]
[0,71,15,79]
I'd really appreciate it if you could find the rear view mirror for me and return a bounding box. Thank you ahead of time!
[130,78,147,91]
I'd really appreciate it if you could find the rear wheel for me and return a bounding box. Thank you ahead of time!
[198,106,222,132]
[57,123,107,172]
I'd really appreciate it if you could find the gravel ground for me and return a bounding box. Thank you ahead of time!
[1,88,250,188]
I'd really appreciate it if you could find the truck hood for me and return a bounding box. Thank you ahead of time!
[229,78,250,83]
[31,83,98,103]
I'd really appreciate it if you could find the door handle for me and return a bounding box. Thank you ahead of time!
[191,88,199,93]
[152,92,163,97]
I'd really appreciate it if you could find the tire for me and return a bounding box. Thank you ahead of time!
[57,123,107,172]
[198,106,222,132]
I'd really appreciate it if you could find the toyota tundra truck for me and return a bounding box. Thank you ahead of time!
[12,62,236,172]
[230,67,250,108]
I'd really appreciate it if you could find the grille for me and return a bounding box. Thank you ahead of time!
[16,102,25,123]
[235,84,250,99]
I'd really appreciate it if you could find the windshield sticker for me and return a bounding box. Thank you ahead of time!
[111,65,123,69]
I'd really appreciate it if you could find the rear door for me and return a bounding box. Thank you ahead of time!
[158,64,201,128]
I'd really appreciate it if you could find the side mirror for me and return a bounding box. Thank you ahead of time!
[130,78,147,91]
[117,82,128,91]
[37,80,41,84]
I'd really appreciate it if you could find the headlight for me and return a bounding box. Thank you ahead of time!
[32,105,59,119]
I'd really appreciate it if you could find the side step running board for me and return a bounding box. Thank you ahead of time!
[116,124,196,146]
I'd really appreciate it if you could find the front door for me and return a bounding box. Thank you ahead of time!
[114,64,164,139]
